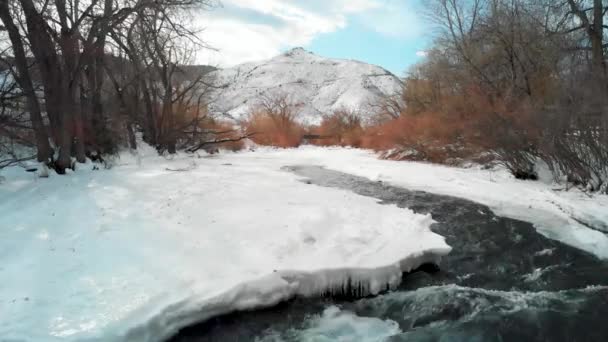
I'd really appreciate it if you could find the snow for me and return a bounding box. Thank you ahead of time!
[0,147,450,342]
[208,47,403,124]
[233,146,608,259]
[3,145,607,341]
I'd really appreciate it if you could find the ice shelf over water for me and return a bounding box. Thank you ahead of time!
[0,146,450,341]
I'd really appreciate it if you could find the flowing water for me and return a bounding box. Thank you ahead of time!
[171,165,608,342]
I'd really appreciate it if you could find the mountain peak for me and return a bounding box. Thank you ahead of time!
[282,47,313,58]
[210,49,403,124]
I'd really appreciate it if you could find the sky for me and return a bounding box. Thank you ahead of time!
[194,0,431,76]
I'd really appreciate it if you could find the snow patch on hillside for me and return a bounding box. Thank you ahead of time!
[209,48,403,124]
[0,148,450,342]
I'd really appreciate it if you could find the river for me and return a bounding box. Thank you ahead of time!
[170,165,608,342]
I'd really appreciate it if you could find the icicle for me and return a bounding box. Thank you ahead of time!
[121,250,448,342]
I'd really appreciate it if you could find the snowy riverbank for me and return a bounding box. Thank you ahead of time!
[0,147,450,341]
[238,147,608,259]
[2,145,607,341]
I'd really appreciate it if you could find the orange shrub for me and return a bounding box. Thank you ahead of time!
[361,83,542,166]
[245,111,305,148]
[361,113,470,163]
[244,93,307,148]
[309,110,365,147]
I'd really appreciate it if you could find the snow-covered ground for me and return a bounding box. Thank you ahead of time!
[2,145,607,341]
[0,147,450,342]
[238,147,608,259]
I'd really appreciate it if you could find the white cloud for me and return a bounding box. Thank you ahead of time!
[416,50,428,57]
[355,1,424,39]
[195,0,422,67]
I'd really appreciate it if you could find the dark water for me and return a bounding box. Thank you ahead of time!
[171,165,608,342]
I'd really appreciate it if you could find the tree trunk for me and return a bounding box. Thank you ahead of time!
[0,0,52,163]
[590,0,606,81]
[162,80,176,153]
[89,0,115,154]
[56,85,75,171]
[73,95,87,163]
[87,58,113,154]
[126,118,137,150]
[136,65,157,147]
[568,0,606,79]
[19,0,75,172]
[61,28,86,163]
[163,96,177,154]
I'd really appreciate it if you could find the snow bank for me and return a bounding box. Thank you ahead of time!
[231,146,608,259]
[122,248,444,342]
[0,149,450,341]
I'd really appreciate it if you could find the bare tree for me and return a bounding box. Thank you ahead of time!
[0,0,220,173]
[0,0,51,163]
[414,0,608,188]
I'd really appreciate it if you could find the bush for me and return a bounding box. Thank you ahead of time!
[245,111,304,147]
[244,93,305,148]
[361,107,486,165]
[365,63,546,173]
[309,109,365,147]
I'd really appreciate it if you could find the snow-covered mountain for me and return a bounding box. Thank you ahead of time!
[209,47,403,124]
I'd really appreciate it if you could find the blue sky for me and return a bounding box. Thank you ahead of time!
[307,15,429,76]
[196,0,431,76]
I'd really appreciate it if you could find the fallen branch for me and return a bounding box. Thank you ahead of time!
[0,154,35,169]
[185,132,256,153]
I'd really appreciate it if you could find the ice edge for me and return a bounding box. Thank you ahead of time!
[117,247,451,342]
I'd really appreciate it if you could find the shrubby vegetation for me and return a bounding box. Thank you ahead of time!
[244,94,304,148]
[366,0,608,192]
[309,109,365,147]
